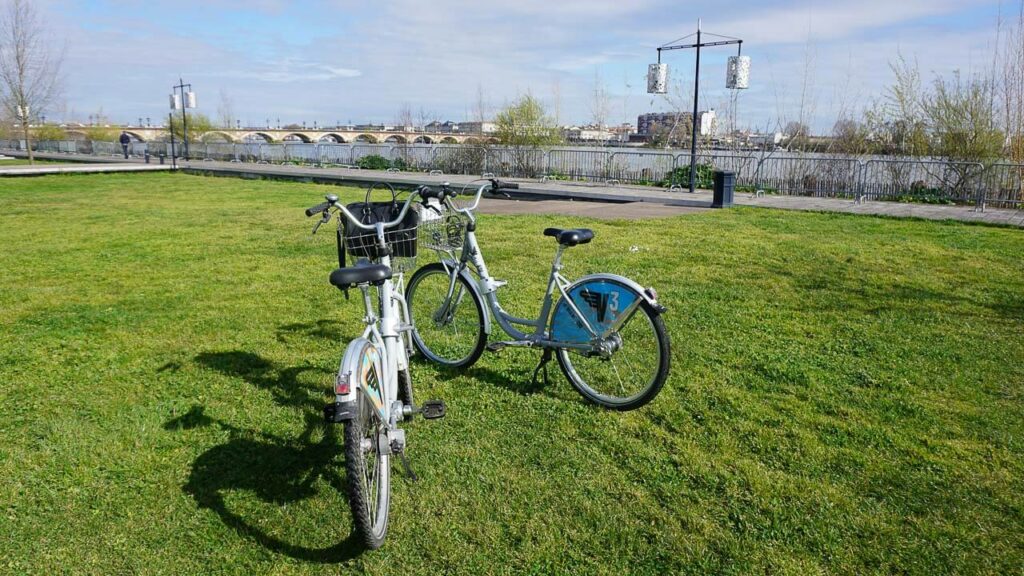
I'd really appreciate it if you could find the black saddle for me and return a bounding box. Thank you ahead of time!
[543,227,595,247]
[330,262,392,290]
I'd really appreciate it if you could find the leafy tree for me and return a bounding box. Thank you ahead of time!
[82,126,119,142]
[923,71,1004,163]
[831,118,873,155]
[32,123,64,140]
[494,94,561,177]
[168,112,215,143]
[495,94,561,148]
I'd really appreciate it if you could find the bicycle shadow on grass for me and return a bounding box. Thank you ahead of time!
[415,355,578,404]
[166,351,365,563]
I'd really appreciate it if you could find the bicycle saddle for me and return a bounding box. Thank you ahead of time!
[330,262,392,290]
[543,227,595,247]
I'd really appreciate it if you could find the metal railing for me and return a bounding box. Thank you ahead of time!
[9,139,1024,209]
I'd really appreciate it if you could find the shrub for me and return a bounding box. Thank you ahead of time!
[662,163,714,188]
[356,154,391,170]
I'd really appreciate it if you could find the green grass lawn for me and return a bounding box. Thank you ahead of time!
[1,173,1022,575]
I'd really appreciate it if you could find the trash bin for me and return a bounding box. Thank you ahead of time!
[712,170,735,208]
[144,150,151,164]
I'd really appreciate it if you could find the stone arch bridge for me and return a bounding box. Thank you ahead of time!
[68,127,490,145]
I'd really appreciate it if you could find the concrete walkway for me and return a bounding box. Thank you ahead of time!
[7,150,1023,227]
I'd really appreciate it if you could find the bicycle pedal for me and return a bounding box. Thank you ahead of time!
[420,399,446,420]
[486,342,506,353]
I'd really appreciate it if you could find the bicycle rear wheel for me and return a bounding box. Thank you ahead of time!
[406,262,487,369]
[555,300,670,411]
[344,376,391,548]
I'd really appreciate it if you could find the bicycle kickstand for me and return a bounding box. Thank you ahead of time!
[531,348,553,388]
[392,440,419,482]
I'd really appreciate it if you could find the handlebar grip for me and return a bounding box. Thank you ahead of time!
[305,202,330,217]
[491,179,519,190]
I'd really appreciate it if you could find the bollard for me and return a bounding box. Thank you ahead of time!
[712,170,735,208]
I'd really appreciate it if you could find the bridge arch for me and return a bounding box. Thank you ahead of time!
[282,133,312,143]
[384,134,408,144]
[201,131,236,143]
[240,132,275,143]
[439,136,458,144]
[354,134,378,143]
[319,133,347,143]
[123,131,147,142]
[413,135,433,144]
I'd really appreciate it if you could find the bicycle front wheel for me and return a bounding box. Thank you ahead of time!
[344,388,391,549]
[555,301,670,410]
[406,262,487,369]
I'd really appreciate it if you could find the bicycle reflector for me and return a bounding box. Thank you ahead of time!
[335,371,351,395]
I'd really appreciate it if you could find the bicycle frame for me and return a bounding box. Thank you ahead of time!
[439,232,599,352]
[334,227,414,429]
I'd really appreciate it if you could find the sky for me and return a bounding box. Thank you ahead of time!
[40,0,1014,133]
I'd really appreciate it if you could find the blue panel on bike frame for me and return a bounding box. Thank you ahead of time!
[551,279,639,344]
[359,345,385,412]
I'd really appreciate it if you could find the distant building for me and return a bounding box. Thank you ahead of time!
[637,112,691,137]
[698,109,717,137]
[424,120,496,134]
[637,111,717,142]
[457,121,497,134]
[563,124,615,142]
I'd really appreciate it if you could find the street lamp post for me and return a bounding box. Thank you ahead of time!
[170,78,196,159]
[649,20,744,193]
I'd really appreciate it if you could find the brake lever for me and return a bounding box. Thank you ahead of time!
[311,211,331,235]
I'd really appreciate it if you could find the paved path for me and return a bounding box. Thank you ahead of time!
[6,150,1023,227]
[475,197,705,219]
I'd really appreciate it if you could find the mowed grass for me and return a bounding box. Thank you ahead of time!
[1,173,1022,575]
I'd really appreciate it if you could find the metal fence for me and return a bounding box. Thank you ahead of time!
[9,139,1024,208]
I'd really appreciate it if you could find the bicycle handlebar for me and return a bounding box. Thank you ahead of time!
[304,188,422,232]
[304,201,331,217]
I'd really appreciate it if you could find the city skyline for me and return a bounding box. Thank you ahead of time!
[43,0,1012,133]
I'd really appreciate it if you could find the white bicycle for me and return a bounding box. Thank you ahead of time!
[305,187,444,549]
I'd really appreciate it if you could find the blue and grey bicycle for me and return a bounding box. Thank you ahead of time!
[407,179,670,411]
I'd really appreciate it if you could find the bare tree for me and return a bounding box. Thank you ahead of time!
[1001,1,1024,161]
[216,90,235,129]
[473,84,488,124]
[0,0,62,163]
[590,70,610,132]
[395,102,413,130]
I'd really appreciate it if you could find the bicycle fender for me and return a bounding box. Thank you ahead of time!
[575,273,665,313]
[335,337,385,412]
[438,260,492,335]
[550,274,665,345]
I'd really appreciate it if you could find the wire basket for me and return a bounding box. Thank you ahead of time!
[344,224,418,273]
[418,204,465,252]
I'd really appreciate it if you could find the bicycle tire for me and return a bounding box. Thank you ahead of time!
[555,301,670,410]
[398,368,413,407]
[343,344,391,549]
[406,262,487,369]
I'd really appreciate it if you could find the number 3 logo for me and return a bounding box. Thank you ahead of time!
[608,291,619,315]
